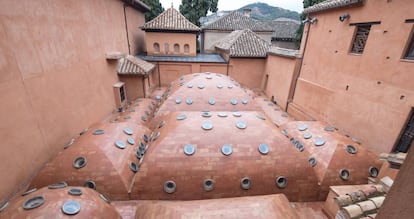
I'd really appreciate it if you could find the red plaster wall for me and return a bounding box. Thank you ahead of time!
[153,62,228,85]
[264,54,300,110]
[0,0,145,203]
[289,0,414,154]
[145,32,197,56]
[228,58,267,89]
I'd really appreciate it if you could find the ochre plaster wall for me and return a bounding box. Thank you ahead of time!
[145,32,197,56]
[125,6,146,54]
[153,62,228,85]
[264,54,300,110]
[0,0,145,203]
[289,0,414,154]
[228,58,267,89]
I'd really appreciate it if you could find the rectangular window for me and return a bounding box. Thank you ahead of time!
[119,86,126,102]
[404,21,414,60]
[350,25,371,54]
[349,21,380,55]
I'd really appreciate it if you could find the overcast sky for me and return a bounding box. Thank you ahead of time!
[159,0,304,13]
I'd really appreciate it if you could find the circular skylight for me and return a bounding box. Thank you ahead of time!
[298,124,308,131]
[202,121,213,130]
[236,121,247,129]
[22,196,45,210]
[369,166,379,178]
[186,98,193,105]
[228,84,233,89]
[187,83,193,88]
[183,144,196,155]
[175,97,182,104]
[218,112,228,117]
[123,127,134,135]
[155,95,162,100]
[257,114,266,120]
[313,138,326,146]
[221,144,233,156]
[202,112,212,117]
[177,114,187,120]
[164,181,176,194]
[62,200,81,215]
[240,177,251,190]
[276,176,288,189]
[346,145,358,154]
[209,98,216,105]
[303,132,312,139]
[339,169,350,181]
[324,126,336,132]
[127,137,135,145]
[241,99,248,104]
[198,84,205,89]
[230,98,238,105]
[115,140,126,149]
[92,129,105,135]
[308,157,317,167]
[216,83,223,89]
[130,162,138,173]
[232,111,242,117]
[203,179,215,191]
[73,157,87,169]
[258,143,269,155]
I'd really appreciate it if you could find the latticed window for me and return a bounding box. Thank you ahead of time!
[351,25,371,54]
[404,33,414,60]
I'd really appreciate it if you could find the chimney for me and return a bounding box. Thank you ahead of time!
[243,8,251,17]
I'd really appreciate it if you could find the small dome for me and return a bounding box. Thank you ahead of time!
[0,186,120,218]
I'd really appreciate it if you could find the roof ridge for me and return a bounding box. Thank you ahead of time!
[142,7,200,31]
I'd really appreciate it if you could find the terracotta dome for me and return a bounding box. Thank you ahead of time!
[107,98,159,125]
[254,96,294,126]
[0,186,120,218]
[156,73,262,115]
[30,121,150,200]
[134,194,297,219]
[131,111,320,201]
[279,121,382,199]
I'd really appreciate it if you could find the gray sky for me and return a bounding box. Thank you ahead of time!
[159,0,304,13]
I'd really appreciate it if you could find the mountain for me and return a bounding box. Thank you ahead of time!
[200,2,301,27]
[238,2,300,21]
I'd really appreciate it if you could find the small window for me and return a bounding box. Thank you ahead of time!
[119,85,126,102]
[350,25,371,54]
[174,44,180,54]
[404,30,414,60]
[184,44,190,54]
[153,43,160,53]
[164,43,170,54]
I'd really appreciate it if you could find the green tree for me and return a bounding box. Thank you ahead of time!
[179,0,219,26]
[294,0,326,47]
[141,0,164,22]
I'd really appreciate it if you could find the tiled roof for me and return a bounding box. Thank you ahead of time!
[202,11,273,32]
[268,46,300,58]
[263,21,300,39]
[117,55,155,75]
[137,53,227,63]
[215,29,271,58]
[303,0,364,14]
[141,7,200,32]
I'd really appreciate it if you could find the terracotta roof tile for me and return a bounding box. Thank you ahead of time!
[268,46,300,58]
[215,29,271,58]
[141,7,200,32]
[202,11,273,32]
[263,20,300,39]
[117,55,155,75]
[303,0,364,14]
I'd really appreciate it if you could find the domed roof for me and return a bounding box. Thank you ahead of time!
[107,98,159,125]
[135,194,297,219]
[131,111,319,201]
[254,96,294,126]
[30,121,150,200]
[279,121,381,198]
[0,186,120,218]
[157,73,262,115]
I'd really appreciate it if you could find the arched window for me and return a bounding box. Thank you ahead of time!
[174,44,180,54]
[164,43,170,54]
[153,43,160,53]
[184,44,190,54]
